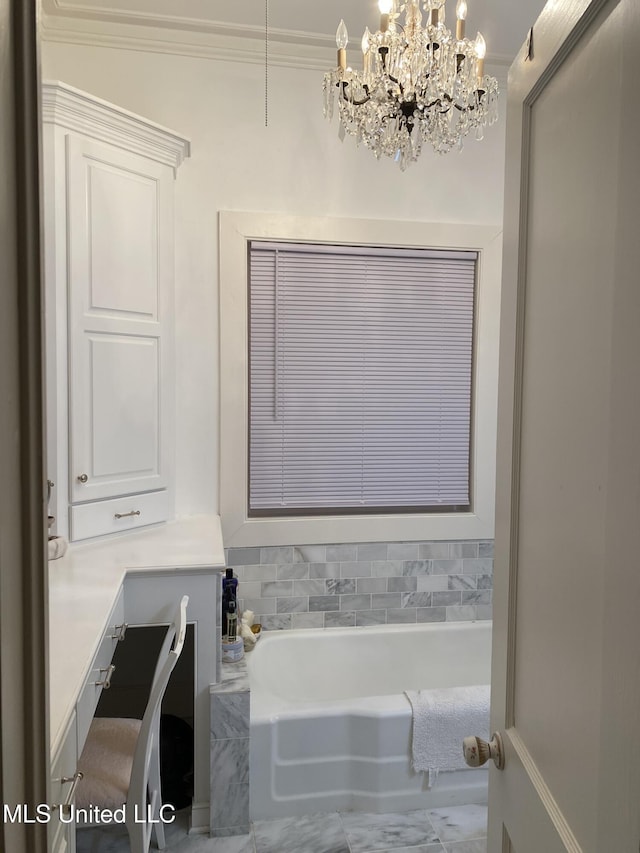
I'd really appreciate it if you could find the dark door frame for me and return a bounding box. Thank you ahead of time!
[0,2,48,851]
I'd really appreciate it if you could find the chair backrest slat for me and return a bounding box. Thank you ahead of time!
[126,594,189,845]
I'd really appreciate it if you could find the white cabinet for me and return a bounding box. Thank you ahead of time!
[48,590,125,852]
[42,82,190,540]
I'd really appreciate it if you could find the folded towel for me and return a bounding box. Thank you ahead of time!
[405,685,490,787]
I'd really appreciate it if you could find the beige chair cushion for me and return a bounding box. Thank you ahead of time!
[76,717,142,811]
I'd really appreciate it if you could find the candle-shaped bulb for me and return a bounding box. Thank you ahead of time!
[336,19,349,49]
[456,0,467,38]
[336,20,348,70]
[379,0,392,33]
[361,27,370,53]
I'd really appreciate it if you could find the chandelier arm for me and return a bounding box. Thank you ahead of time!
[338,80,372,107]
[423,94,453,112]
[449,89,487,112]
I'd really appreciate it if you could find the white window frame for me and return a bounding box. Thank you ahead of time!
[219,211,502,547]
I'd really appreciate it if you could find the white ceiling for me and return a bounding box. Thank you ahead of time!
[43,0,548,64]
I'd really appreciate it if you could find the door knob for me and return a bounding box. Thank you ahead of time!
[77,473,88,483]
[463,732,505,770]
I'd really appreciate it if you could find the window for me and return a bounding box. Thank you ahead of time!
[248,241,477,516]
[219,212,500,546]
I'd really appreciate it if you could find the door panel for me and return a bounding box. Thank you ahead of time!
[514,6,617,842]
[490,0,640,851]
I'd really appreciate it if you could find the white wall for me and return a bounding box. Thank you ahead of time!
[41,43,508,518]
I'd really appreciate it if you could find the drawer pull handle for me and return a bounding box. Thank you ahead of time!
[94,664,116,689]
[59,770,83,817]
[114,510,141,519]
[110,623,128,642]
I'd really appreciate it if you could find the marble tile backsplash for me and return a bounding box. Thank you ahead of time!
[224,540,493,630]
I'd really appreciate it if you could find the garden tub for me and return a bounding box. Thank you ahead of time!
[247,621,491,819]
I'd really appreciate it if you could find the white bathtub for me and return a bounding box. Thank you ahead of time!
[247,621,491,820]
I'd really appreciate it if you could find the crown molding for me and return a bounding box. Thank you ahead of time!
[41,80,191,170]
[40,12,335,71]
[42,0,332,46]
[40,2,514,73]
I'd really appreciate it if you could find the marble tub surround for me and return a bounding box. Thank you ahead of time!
[210,658,251,838]
[216,659,250,694]
[225,540,493,630]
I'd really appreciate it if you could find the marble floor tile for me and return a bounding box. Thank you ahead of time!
[76,810,256,853]
[165,832,255,852]
[426,805,488,843]
[202,835,256,853]
[340,809,441,853]
[442,840,487,853]
[77,804,488,853]
[76,824,130,853]
[253,812,349,853]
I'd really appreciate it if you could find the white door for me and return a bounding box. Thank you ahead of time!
[66,136,172,503]
[488,0,640,851]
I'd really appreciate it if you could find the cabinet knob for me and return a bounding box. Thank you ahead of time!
[463,732,505,770]
[77,473,88,483]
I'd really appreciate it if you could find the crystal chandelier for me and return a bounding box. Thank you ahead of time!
[323,0,499,169]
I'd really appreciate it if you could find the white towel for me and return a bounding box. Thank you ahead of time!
[405,685,490,787]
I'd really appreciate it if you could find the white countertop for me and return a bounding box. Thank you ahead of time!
[48,514,225,755]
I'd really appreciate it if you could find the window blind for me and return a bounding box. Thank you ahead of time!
[249,241,476,514]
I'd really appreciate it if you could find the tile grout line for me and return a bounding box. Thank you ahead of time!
[337,810,355,853]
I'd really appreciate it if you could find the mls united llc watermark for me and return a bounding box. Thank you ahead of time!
[3,803,176,825]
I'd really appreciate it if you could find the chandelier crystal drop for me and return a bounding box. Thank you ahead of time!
[323,0,499,169]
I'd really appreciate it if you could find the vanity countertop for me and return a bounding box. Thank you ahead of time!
[48,514,225,755]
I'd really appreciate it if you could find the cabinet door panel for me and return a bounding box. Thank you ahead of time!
[67,136,172,503]
[89,333,159,479]
[87,161,159,319]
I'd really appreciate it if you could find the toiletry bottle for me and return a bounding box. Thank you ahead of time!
[221,568,238,636]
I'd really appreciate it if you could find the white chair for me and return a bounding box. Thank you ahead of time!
[76,595,189,853]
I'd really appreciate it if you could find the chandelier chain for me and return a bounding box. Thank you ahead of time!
[265,0,269,127]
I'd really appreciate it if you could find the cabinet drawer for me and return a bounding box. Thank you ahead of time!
[49,712,78,853]
[70,490,168,541]
[76,590,125,754]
